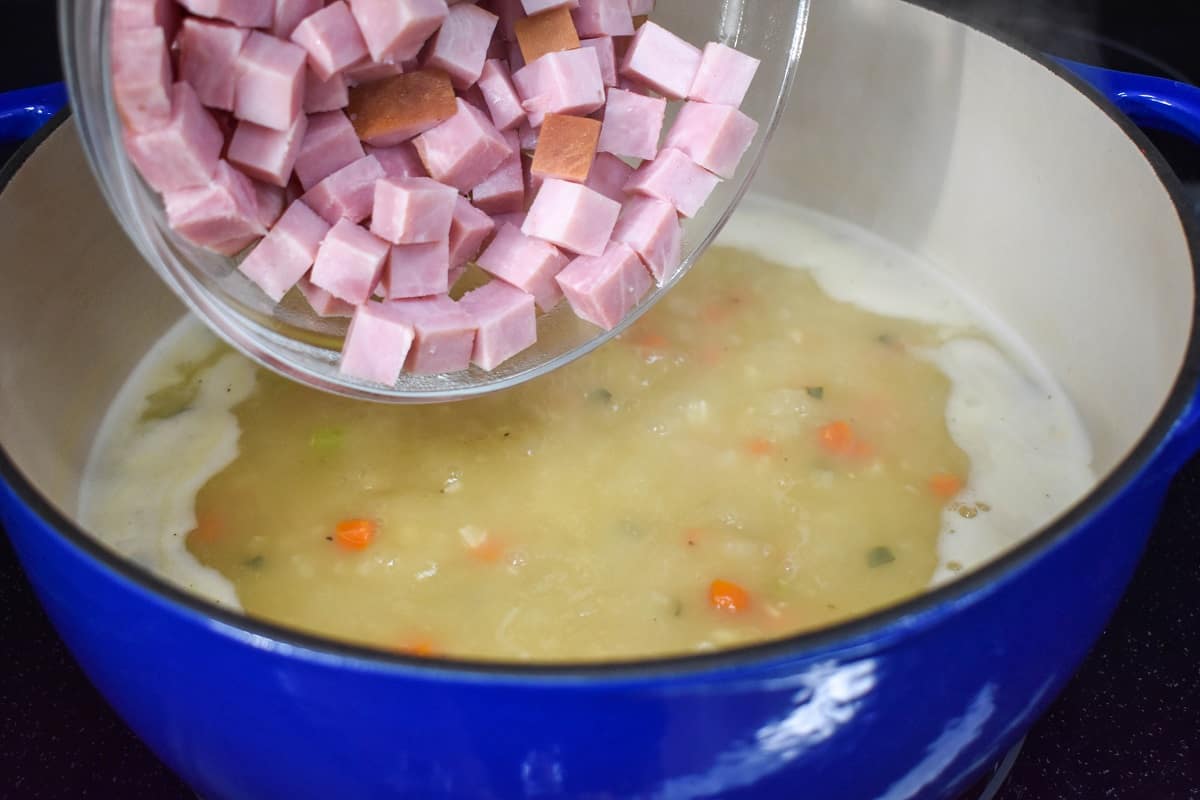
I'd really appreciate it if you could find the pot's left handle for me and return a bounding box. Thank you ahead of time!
[0,82,68,144]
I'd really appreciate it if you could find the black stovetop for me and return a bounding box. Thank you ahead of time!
[1,1,1198,797]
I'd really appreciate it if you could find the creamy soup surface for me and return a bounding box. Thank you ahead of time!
[81,203,1096,661]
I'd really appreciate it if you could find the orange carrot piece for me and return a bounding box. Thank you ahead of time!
[817,420,855,455]
[929,473,964,499]
[709,579,751,613]
[396,637,438,657]
[745,437,774,456]
[335,518,376,551]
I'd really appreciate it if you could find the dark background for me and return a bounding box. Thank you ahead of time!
[1,1,1198,797]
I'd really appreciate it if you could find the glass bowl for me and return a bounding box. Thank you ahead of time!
[58,0,809,402]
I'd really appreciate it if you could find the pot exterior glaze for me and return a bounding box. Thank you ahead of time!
[2,1,1200,798]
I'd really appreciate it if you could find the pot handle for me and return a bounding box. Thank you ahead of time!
[0,82,68,144]
[1056,59,1200,143]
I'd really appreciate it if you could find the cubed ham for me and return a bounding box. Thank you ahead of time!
[514,7,580,64]
[346,0,448,63]
[177,19,249,112]
[584,151,633,201]
[663,101,758,178]
[391,295,477,373]
[235,32,308,131]
[253,180,287,227]
[688,42,761,108]
[304,70,350,113]
[512,47,604,126]
[491,211,527,230]
[627,0,653,14]
[339,300,415,385]
[111,26,173,132]
[310,217,390,302]
[448,196,495,266]
[346,70,459,146]
[460,84,491,115]
[571,0,632,37]
[371,177,458,244]
[343,59,404,85]
[272,0,323,38]
[457,280,537,369]
[179,0,273,27]
[302,154,385,223]
[383,240,451,298]
[556,240,651,329]
[522,178,619,256]
[531,113,600,182]
[297,274,356,316]
[619,20,700,99]
[476,223,567,310]
[623,147,718,218]
[521,0,577,13]
[486,0,525,41]
[610,195,679,282]
[473,131,525,213]
[580,37,616,86]
[367,142,429,179]
[112,0,180,33]
[125,82,224,194]
[290,1,369,81]
[413,98,513,192]
[164,160,268,254]
[518,119,540,151]
[294,110,365,189]
[424,3,499,88]
[477,59,526,131]
[597,87,664,160]
[238,199,330,301]
[228,113,309,187]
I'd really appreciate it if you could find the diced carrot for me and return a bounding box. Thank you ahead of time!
[396,637,438,658]
[745,437,774,456]
[469,537,506,564]
[817,420,855,455]
[335,518,376,551]
[192,511,224,544]
[632,331,669,350]
[929,473,964,499]
[709,579,751,613]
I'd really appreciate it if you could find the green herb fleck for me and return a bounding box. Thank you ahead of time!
[867,546,896,567]
[309,426,345,455]
[243,555,266,570]
[588,387,613,405]
[806,386,824,400]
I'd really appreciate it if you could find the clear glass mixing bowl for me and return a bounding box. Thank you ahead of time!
[59,0,809,402]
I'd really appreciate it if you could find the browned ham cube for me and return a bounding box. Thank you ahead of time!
[346,70,459,147]
[531,114,601,183]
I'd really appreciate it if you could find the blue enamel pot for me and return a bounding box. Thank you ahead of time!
[2,1,1198,798]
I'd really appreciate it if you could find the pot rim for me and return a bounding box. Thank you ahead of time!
[2,5,1198,684]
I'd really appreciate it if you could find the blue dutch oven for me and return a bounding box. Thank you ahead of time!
[1,1,1199,798]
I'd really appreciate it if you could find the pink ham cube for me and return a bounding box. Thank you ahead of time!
[164,160,268,254]
[476,223,568,310]
[111,26,173,132]
[372,177,458,244]
[425,3,499,88]
[556,240,651,329]
[291,1,369,81]
[310,217,390,302]
[391,295,478,373]
[383,240,451,298]
[239,199,330,301]
[112,0,180,32]
[346,0,448,63]
[448,196,495,266]
[413,99,513,192]
[580,37,616,86]
[461,84,491,115]
[623,147,719,218]
[571,0,632,37]
[472,131,524,214]
[521,0,576,12]
[518,119,539,151]
[228,113,309,187]
[297,274,355,316]
[477,59,526,131]
[663,101,758,179]
[491,211,527,231]
[179,0,272,27]
[177,19,249,112]
[294,111,365,189]
[253,180,286,227]
[235,32,308,131]
[619,21,701,99]
[342,59,403,85]
[584,151,633,201]
[367,143,428,179]
[522,178,619,256]
[611,195,679,282]
[597,87,665,160]
[125,82,224,194]
[628,0,653,13]
[689,42,761,108]
[457,280,536,369]
[303,154,386,223]
[339,301,415,385]
[512,48,605,126]
[272,0,323,37]
[305,70,350,113]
